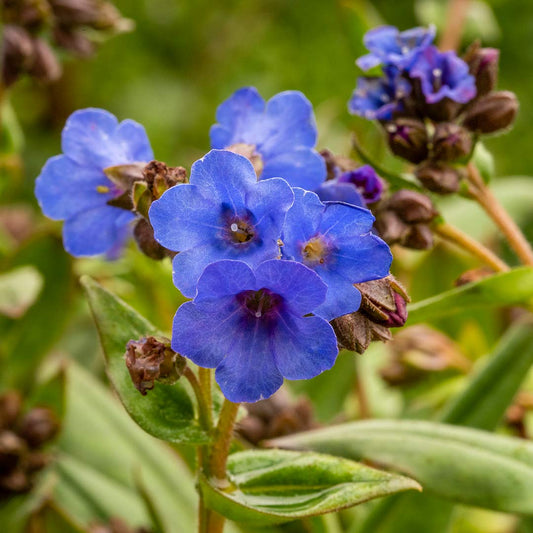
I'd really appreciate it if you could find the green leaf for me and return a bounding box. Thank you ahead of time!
[472,142,495,184]
[407,267,533,324]
[441,320,533,428]
[81,275,209,444]
[270,420,533,514]
[56,364,197,533]
[201,449,420,526]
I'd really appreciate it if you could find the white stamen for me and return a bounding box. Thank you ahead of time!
[432,68,442,79]
[401,46,409,54]
[230,223,239,232]
[255,311,262,318]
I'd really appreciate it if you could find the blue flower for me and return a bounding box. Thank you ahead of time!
[348,67,411,120]
[357,25,435,71]
[35,108,153,257]
[410,46,477,104]
[149,149,294,298]
[315,165,384,206]
[281,188,392,321]
[172,259,338,403]
[210,87,326,190]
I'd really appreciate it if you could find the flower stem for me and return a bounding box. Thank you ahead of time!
[354,359,370,419]
[198,367,214,429]
[433,221,510,272]
[439,0,471,51]
[209,398,240,482]
[466,163,533,266]
[184,367,212,433]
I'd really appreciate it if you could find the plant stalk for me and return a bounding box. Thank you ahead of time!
[439,0,471,51]
[433,221,510,272]
[466,163,533,266]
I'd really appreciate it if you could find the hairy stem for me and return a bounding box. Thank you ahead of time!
[209,399,240,482]
[198,367,214,429]
[439,0,471,51]
[184,367,212,434]
[433,221,510,272]
[466,163,533,266]
[355,359,370,419]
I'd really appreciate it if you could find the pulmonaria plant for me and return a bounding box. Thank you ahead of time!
[210,87,326,190]
[35,108,153,257]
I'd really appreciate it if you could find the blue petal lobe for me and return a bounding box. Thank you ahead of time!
[314,181,366,207]
[195,260,257,302]
[272,314,338,379]
[114,119,154,162]
[313,278,362,321]
[319,202,375,237]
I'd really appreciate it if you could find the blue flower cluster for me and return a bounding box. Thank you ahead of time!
[349,25,476,120]
[35,89,393,403]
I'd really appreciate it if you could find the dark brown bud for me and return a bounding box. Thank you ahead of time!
[463,41,499,97]
[384,119,429,164]
[425,97,461,123]
[143,160,187,201]
[236,389,318,445]
[133,218,170,260]
[17,408,59,448]
[454,267,494,287]
[0,468,31,494]
[52,27,96,57]
[125,336,186,395]
[0,392,23,431]
[415,162,461,194]
[0,431,26,474]
[1,25,35,86]
[29,38,62,83]
[463,91,519,134]
[374,211,409,244]
[387,190,438,224]
[432,123,472,162]
[402,224,434,250]
[381,325,470,386]
[49,0,102,26]
[332,276,409,354]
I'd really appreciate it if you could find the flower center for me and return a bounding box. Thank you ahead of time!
[228,219,255,244]
[432,68,443,91]
[237,288,283,319]
[302,235,330,266]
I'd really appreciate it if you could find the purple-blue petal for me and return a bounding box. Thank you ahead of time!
[271,314,338,378]
[149,183,222,251]
[171,298,240,369]
[114,119,154,162]
[261,147,326,189]
[61,108,120,169]
[62,205,133,257]
[254,260,327,315]
[215,328,284,403]
[319,202,375,238]
[314,181,366,207]
[313,276,362,321]
[35,155,112,220]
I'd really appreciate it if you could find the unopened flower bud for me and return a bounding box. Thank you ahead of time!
[125,336,186,395]
[415,163,461,194]
[384,119,429,164]
[374,211,409,244]
[52,27,96,57]
[463,42,499,96]
[319,149,357,180]
[0,392,22,431]
[0,432,26,474]
[143,160,187,201]
[29,38,62,83]
[432,123,472,162]
[381,325,470,386]
[1,25,35,86]
[454,267,494,287]
[403,224,434,250]
[332,275,409,354]
[463,91,518,134]
[133,218,170,260]
[49,0,101,26]
[17,408,59,448]
[386,190,438,224]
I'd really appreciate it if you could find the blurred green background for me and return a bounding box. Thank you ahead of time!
[10,0,533,192]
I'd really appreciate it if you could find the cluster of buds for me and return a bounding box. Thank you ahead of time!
[331,275,409,354]
[125,336,187,395]
[374,189,439,250]
[1,0,130,86]
[236,389,318,445]
[350,26,519,195]
[104,159,187,260]
[0,391,59,498]
[380,325,471,386]
[89,518,151,533]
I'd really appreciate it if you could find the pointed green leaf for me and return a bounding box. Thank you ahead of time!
[407,267,533,324]
[201,449,420,526]
[271,420,533,514]
[81,276,209,444]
